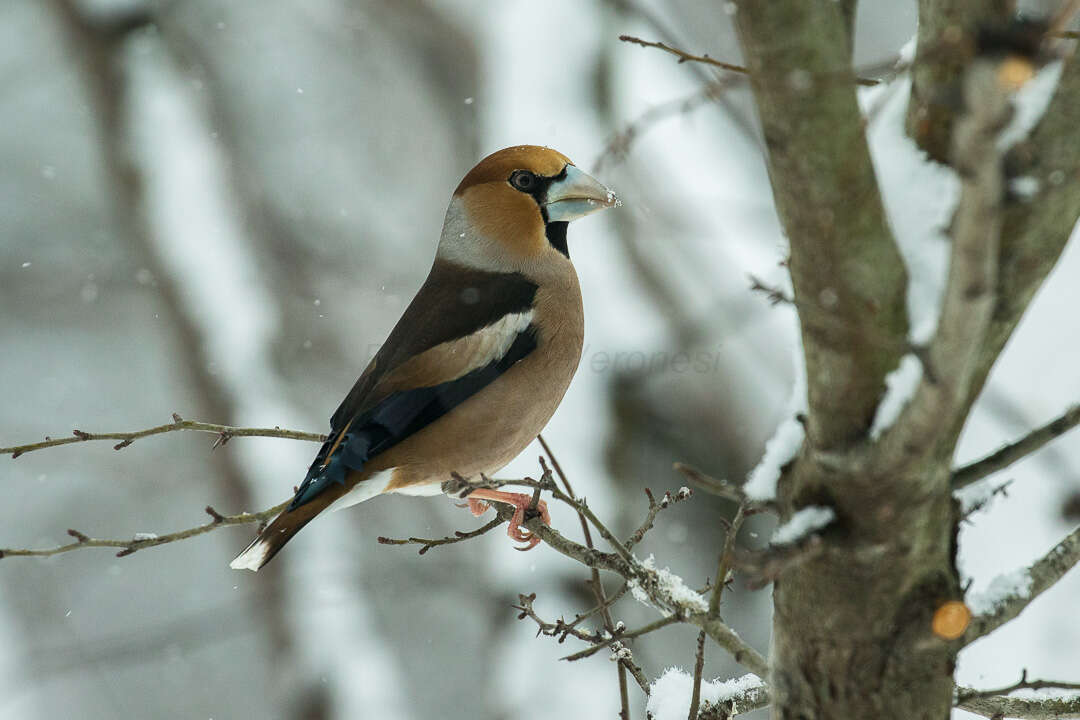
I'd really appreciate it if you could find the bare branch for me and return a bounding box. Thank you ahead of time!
[561,615,681,662]
[619,34,750,75]
[882,55,1018,465]
[515,591,651,696]
[733,0,909,449]
[376,516,506,555]
[513,592,606,645]
[622,659,651,697]
[507,509,769,676]
[618,34,879,86]
[2,415,325,458]
[538,436,634,714]
[748,274,793,307]
[956,671,1080,720]
[698,678,772,719]
[626,487,693,551]
[952,405,1080,489]
[0,502,288,559]
[674,463,776,514]
[957,671,1080,703]
[689,630,708,720]
[964,523,1080,644]
[952,50,1080,444]
[709,503,747,616]
[957,694,1080,719]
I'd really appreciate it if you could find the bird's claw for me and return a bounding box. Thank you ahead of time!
[457,489,550,550]
[466,497,490,517]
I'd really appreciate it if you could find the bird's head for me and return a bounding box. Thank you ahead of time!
[438,145,618,275]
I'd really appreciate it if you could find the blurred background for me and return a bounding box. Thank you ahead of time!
[0,1,1076,718]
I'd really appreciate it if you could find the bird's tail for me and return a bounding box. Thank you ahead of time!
[229,498,328,572]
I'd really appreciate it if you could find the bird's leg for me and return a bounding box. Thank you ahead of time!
[461,488,551,550]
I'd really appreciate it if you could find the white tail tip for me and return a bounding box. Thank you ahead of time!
[229,538,270,572]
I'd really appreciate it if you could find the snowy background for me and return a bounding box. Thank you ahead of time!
[1,1,1077,718]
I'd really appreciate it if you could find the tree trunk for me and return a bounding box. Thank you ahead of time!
[732,1,1080,718]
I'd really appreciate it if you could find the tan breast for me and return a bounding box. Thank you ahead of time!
[377,268,584,490]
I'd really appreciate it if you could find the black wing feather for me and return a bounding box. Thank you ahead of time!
[289,324,538,509]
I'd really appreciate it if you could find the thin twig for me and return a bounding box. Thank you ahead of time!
[956,670,1080,703]
[959,480,1013,521]
[592,77,740,173]
[623,661,651,698]
[553,582,631,636]
[956,692,1080,719]
[2,414,325,458]
[376,516,506,555]
[626,487,693,551]
[513,592,605,645]
[709,503,747,617]
[952,405,1080,489]
[567,495,638,566]
[619,34,749,74]
[674,463,776,514]
[688,630,707,720]
[538,436,638,711]
[674,463,748,504]
[508,501,768,676]
[618,34,880,86]
[748,274,794,306]
[956,669,1080,719]
[0,502,288,559]
[561,615,681,661]
[881,55,1014,466]
[698,677,772,719]
[514,591,649,693]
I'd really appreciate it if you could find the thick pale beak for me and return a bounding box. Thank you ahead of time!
[544,165,619,223]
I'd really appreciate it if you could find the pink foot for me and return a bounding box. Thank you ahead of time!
[466,497,490,517]
[461,488,550,550]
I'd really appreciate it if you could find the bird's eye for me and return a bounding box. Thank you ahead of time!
[509,170,538,192]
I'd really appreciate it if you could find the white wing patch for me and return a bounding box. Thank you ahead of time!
[460,309,533,369]
[422,308,534,381]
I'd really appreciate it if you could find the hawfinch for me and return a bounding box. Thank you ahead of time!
[231,145,617,571]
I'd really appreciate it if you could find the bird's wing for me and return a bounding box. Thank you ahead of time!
[290,260,539,508]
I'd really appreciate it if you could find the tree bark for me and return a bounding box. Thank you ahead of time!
[729,3,1035,719]
[906,0,1014,162]
[732,1,909,452]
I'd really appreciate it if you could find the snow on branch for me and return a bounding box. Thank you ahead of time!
[957,693,1080,719]
[646,669,769,720]
[956,670,1080,719]
[964,523,1080,644]
[881,51,1026,461]
[769,506,835,546]
[7,411,772,713]
[417,468,771,677]
[952,404,1080,489]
